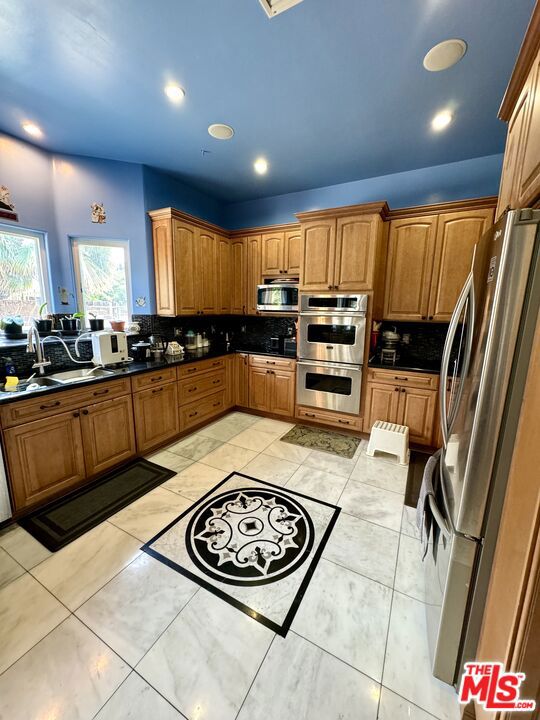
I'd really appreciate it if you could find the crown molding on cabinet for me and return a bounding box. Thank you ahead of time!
[295,200,390,222]
[387,195,497,220]
[229,222,300,238]
[147,207,227,236]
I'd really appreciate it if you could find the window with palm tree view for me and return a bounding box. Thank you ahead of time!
[73,239,132,325]
[0,226,50,328]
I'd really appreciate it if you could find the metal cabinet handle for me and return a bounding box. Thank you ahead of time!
[394,376,408,381]
[188,387,197,392]
[40,400,61,410]
[338,419,351,425]
[326,346,334,350]
[152,387,164,394]
[394,387,399,391]
[212,361,221,366]
[150,376,163,382]
[266,361,276,365]
[189,411,198,418]
[428,315,434,320]
[305,412,316,418]
[327,285,332,290]
[401,388,406,393]
[187,368,197,374]
[212,379,220,384]
[93,388,109,396]
[73,411,80,418]
[82,409,89,415]
[421,315,427,320]
[212,402,220,407]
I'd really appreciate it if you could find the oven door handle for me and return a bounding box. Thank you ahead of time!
[298,360,363,372]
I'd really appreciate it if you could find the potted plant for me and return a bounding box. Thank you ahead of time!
[88,312,104,332]
[60,313,82,334]
[34,302,53,334]
[0,316,24,338]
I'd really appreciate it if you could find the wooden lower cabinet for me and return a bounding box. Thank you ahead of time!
[81,395,136,477]
[225,355,235,409]
[4,410,86,510]
[236,353,249,407]
[248,367,269,411]
[133,382,179,453]
[248,363,296,417]
[296,405,363,431]
[180,391,225,431]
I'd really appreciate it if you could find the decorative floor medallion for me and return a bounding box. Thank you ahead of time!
[143,473,340,635]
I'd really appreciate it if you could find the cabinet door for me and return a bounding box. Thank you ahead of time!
[225,354,235,409]
[230,238,246,314]
[4,411,86,510]
[236,353,249,407]
[81,395,136,477]
[497,83,531,219]
[365,382,400,432]
[133,383,179,454]
[261,232,284,276]
[397,387,437,446]
[152,219,176,316]
[173,220,199,315]
[246,235,262,315]
[284,228,302,276]
[198,230,218,314]
[271,370,295,417]
[300,220,336,291]
[334,215,376,290]
[429,209,494,321]
[383,216,438,321]
[517,47,540,207]
[249,367,269,412]
[217,235,231,314]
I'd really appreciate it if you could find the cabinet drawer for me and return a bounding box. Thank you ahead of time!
[0,378,132,428]
[132,367,176,392]
[296,405,362,431]
[178,370,225,406]
[177,356,226,378]
[367,369,439,390]
[180,390,225,431]
[249,355,296,371]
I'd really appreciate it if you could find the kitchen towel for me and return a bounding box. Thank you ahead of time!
[416,448,442,559]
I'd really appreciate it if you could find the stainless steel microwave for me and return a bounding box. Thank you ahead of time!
[257,283,299,312]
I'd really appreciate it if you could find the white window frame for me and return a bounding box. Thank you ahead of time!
[0,223,51,328]
[71,237,133,323]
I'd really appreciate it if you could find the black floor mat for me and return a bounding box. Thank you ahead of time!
[20,458,175,551]
[405,450,430,508]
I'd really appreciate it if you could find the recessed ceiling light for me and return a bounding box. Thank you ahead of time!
[22,121,43,138]
[432,110,453,131]
[254,157,269,175]
[208,123,235,140]
[164,84,185,102]
[423,39,467,72]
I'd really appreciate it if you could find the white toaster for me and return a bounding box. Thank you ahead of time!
[91,331,129,366]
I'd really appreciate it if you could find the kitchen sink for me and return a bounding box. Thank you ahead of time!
[5,377,63,393]
[48,368,116,384]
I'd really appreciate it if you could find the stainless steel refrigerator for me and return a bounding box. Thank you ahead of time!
[425,208,540,686]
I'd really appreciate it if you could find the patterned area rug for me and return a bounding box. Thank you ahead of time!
[280,424,361,459]
[143,472,340,636]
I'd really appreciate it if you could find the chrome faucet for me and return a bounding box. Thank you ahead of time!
[26,326,51,375]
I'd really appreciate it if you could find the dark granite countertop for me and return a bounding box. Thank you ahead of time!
[368,359,441,375]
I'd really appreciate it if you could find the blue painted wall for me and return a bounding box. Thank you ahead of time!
[223,154,503,229]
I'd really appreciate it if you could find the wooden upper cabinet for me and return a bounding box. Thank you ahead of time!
[334,215,376,291]
[517,46,540,207]
[261,232,284,275]
[81,395,136,477]
[497,84,532,219]
[284,228,302,275]
[429,209,494,321]
[198,230,218,314]
[152,219,176,316]
[217,235,231,313]
[246,235,262,314]
[384,216,438,321]
[300,219,336,291]
[230,237,246,314]
[173,220,199,315]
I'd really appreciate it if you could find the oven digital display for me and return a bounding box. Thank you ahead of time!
[307,324,356,345]
[307,296,358,310]
[305,372,352,396]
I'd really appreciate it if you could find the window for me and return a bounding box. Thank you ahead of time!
[72,239,132,325]
[0,225,50,328]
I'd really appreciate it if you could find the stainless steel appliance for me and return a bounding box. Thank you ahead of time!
[91,331,129,366]
[297,293,367,412]
[425,209,540,686]
[257,282,298,312]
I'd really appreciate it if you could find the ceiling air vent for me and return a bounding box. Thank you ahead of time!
[259,0,304,18]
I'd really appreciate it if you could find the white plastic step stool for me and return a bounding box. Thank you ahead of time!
[366,420,410,465]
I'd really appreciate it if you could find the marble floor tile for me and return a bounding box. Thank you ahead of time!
[31,522,141,610]
[237,631,380,720]
[286,465,348,504]
[0,546,25,589]
[242,452,299,485]
[401,505,421,539]
[198,442,257,472]
[77,554,198,666]
[95,672,183,719]
[161,461,228,500]
[0,616,129,720]
[108,487,191,542]
[322,512,399,587]
[378,687,439,720]
[0,573,69,674]
[302,448,359,478]
[198,413,258,441]
[340,478,404,531]
[264,437,312,463]
[226,411,261,428]
[394,534,425,602]
[146,448,194,473]
[383,591,461,720]
[251,417,295,435]
[167,433,223,461]
[0,523,51,569]
[229,427,277,452]
[137,590,273,720]
[350,453,408,494]
[293,559,392,682]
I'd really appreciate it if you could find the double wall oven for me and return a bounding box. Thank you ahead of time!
[297,293,368,414]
